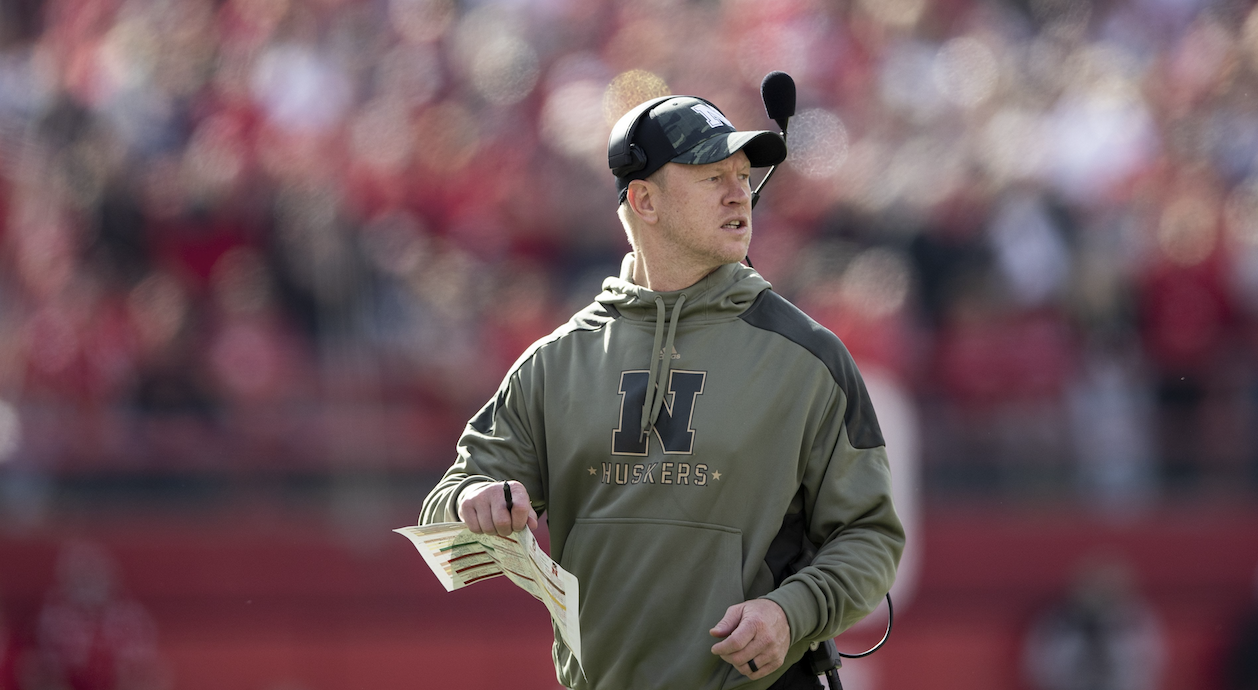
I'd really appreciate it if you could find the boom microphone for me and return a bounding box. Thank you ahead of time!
[751,71,795,210]
[760,71,796,133]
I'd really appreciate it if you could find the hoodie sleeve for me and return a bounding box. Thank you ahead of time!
[419,365,548,525]
[760,379,905,646]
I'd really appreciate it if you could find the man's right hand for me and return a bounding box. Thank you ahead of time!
[457,480,539,537]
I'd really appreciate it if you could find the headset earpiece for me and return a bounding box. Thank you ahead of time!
[608,96,674,178]
[623,143,647,176]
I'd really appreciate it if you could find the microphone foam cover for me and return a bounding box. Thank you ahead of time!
[761,71,797,123]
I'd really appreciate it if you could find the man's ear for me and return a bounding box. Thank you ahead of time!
[626,179,659,225]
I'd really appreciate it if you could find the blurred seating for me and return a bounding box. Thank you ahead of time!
[0,0,1257,505]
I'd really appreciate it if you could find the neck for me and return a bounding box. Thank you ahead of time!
[632,252,714,292]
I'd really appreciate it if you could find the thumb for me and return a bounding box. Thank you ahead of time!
[710,603,745,638]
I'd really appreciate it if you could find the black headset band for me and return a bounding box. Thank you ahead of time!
[607,95,674,178]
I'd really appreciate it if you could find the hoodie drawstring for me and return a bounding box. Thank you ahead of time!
[640,293,686,439]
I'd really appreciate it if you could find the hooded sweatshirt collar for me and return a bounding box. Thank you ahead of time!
[595,253,771,323]
[596,253,772,439]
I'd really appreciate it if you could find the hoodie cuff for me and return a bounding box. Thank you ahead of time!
[761,580,820,646]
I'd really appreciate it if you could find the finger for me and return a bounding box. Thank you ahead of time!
[507,483,528,532]
[473,503,497,535]
[527,507,539,531]
[709,603,744,639]
[717,634,760,667]
[492,496,514,537]
[458,484,493,532]
[744,657,776,679]
[724,643,779,679]
[710,621,755,656]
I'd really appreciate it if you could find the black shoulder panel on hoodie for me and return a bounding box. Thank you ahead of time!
[738,290,885,450]
[469,301,620,435]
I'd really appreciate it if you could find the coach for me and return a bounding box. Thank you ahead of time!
[420,94,904,690]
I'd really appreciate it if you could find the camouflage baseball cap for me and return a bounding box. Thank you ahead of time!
[611,96,787,205]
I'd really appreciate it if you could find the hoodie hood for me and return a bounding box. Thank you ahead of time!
[596,253,772,440]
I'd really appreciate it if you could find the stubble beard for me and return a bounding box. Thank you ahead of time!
[661,217,752,276]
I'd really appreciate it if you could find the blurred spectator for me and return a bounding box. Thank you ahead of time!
[20,542,168,690]
[1022,555,1165,690]
[1224,564,1258,690]
[1066,334,1157,516]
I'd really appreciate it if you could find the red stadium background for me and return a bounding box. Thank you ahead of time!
[3,0,1258,688]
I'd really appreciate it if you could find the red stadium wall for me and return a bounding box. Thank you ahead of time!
[1,503,1255,690]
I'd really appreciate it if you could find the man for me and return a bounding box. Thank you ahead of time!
[420,94,904,690]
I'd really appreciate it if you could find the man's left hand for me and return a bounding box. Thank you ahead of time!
[709,599,790,679]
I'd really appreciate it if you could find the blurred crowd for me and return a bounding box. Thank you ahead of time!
[2,0,1258,510]
[0,542,168,690]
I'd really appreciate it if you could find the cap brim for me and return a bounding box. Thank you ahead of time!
[670,130,787,168]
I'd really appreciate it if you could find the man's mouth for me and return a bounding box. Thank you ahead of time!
[722,219,747,229]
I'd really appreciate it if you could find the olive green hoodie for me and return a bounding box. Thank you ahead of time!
[421,255,904,690]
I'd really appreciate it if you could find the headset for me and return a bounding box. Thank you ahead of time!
[607,95,726,178]
[607,95,675,177]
